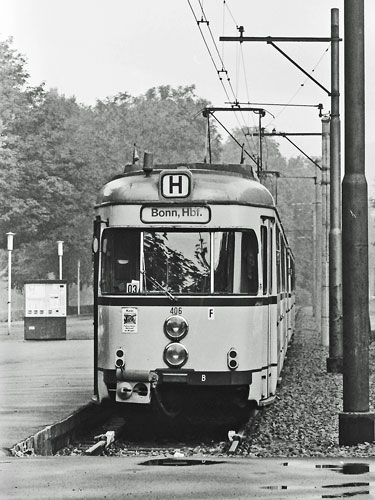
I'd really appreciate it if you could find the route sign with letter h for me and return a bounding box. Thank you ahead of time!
[160,171,191,198]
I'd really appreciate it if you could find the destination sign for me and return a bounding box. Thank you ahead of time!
[141,206,210,224]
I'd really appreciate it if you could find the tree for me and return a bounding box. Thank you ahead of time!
[0,38,98,286]
[221,126,287,172]
[0,46,223,288]
[0,37,32,242]
[93,85,222,167]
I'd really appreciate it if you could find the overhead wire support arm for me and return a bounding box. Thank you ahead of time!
[225,101,324,110]
[253,131,322,170]
[203,106,266,115]
[220,36,334,42]
[203,106,266,173]
[260,132,322,136]
[219,35,342,96]
[267,41,331,96]
[203,109,258,168]
[281,134,322,170]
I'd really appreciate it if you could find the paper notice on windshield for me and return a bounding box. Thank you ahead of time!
[122,307,138,333]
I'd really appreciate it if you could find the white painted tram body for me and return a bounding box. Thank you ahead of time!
[93,162,295,415]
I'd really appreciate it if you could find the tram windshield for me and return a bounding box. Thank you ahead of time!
[100,229,259,295]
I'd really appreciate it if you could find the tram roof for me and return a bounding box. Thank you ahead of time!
[95,162,275,208]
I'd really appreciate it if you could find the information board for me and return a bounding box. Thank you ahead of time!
[25,281,67,317]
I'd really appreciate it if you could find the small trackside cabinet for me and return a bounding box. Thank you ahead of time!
[24,280,67,340]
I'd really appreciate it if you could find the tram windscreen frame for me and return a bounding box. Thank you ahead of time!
[100,229,259,296]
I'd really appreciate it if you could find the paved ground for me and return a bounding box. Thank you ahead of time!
[2,456,374,499]
[1,308,375,498]
[0,315,94,451]
[1,302,374,454]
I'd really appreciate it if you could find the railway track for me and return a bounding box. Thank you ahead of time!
[56,407,259,458]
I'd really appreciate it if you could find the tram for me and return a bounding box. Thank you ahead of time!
[92,155,295,417]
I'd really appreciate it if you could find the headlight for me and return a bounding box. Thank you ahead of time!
[164,315,189,340]
[164,343,189,368]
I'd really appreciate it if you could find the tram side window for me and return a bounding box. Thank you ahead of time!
[269,227,273,294]
[276,228,281,293]
[290,257,296,292]
[281,239,286,292]
[214,232,235,293]
[101,230,140,294]
[240,230,259,295]
[261,226,267,295]
[214,230,259,295]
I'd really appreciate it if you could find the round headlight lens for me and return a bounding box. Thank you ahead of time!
[164,315,189,340]
[164,343,189,368]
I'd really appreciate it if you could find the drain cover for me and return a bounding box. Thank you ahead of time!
[140,458,224,466]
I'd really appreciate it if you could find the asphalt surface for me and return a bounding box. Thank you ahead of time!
[2,456,374,499]
[1,307,375,499]
[0,315,93,452]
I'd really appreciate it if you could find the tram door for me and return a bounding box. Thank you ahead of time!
[261,218,274,398]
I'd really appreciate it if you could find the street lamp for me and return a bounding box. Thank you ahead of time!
[57,241,64,280]
[6,232,15,335]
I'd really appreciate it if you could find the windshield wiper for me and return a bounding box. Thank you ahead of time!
[141,270,177,302]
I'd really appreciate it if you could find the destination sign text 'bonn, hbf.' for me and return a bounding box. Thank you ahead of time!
[141,206,211,223]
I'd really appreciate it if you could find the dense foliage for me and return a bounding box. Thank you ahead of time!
[0,38,221,288]
[0,37,316,303]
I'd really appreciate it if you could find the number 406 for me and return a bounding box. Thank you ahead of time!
[170,306,182,315]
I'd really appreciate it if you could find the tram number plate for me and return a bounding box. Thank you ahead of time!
[170,306,183,315]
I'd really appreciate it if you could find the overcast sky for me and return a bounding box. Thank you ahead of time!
[1,0,374,191]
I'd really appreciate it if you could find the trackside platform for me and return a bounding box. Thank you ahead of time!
[0,315,94,454]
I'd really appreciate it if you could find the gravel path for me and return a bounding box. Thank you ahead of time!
[239,306,375,457]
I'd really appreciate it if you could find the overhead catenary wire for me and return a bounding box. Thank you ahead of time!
[187,0,258,158]
[223,0,239,27]
[189,1,333,166]
[220,1,328,147]
[191,0,238,103]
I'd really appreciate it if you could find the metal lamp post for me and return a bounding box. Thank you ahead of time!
[6,232,15,335]
[57,241,64,280]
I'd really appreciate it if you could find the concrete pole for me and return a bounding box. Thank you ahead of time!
[327,8,343,373]
[321,117,330,347]
[6,232,15,336]
[313,197,317,319]
[315,172,322,334]
[57,241,64,280]
[339,0,374,446]
[77,259,81,316]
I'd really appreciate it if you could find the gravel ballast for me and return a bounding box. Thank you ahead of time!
[238,306,375,457]
[58,306,375,459]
